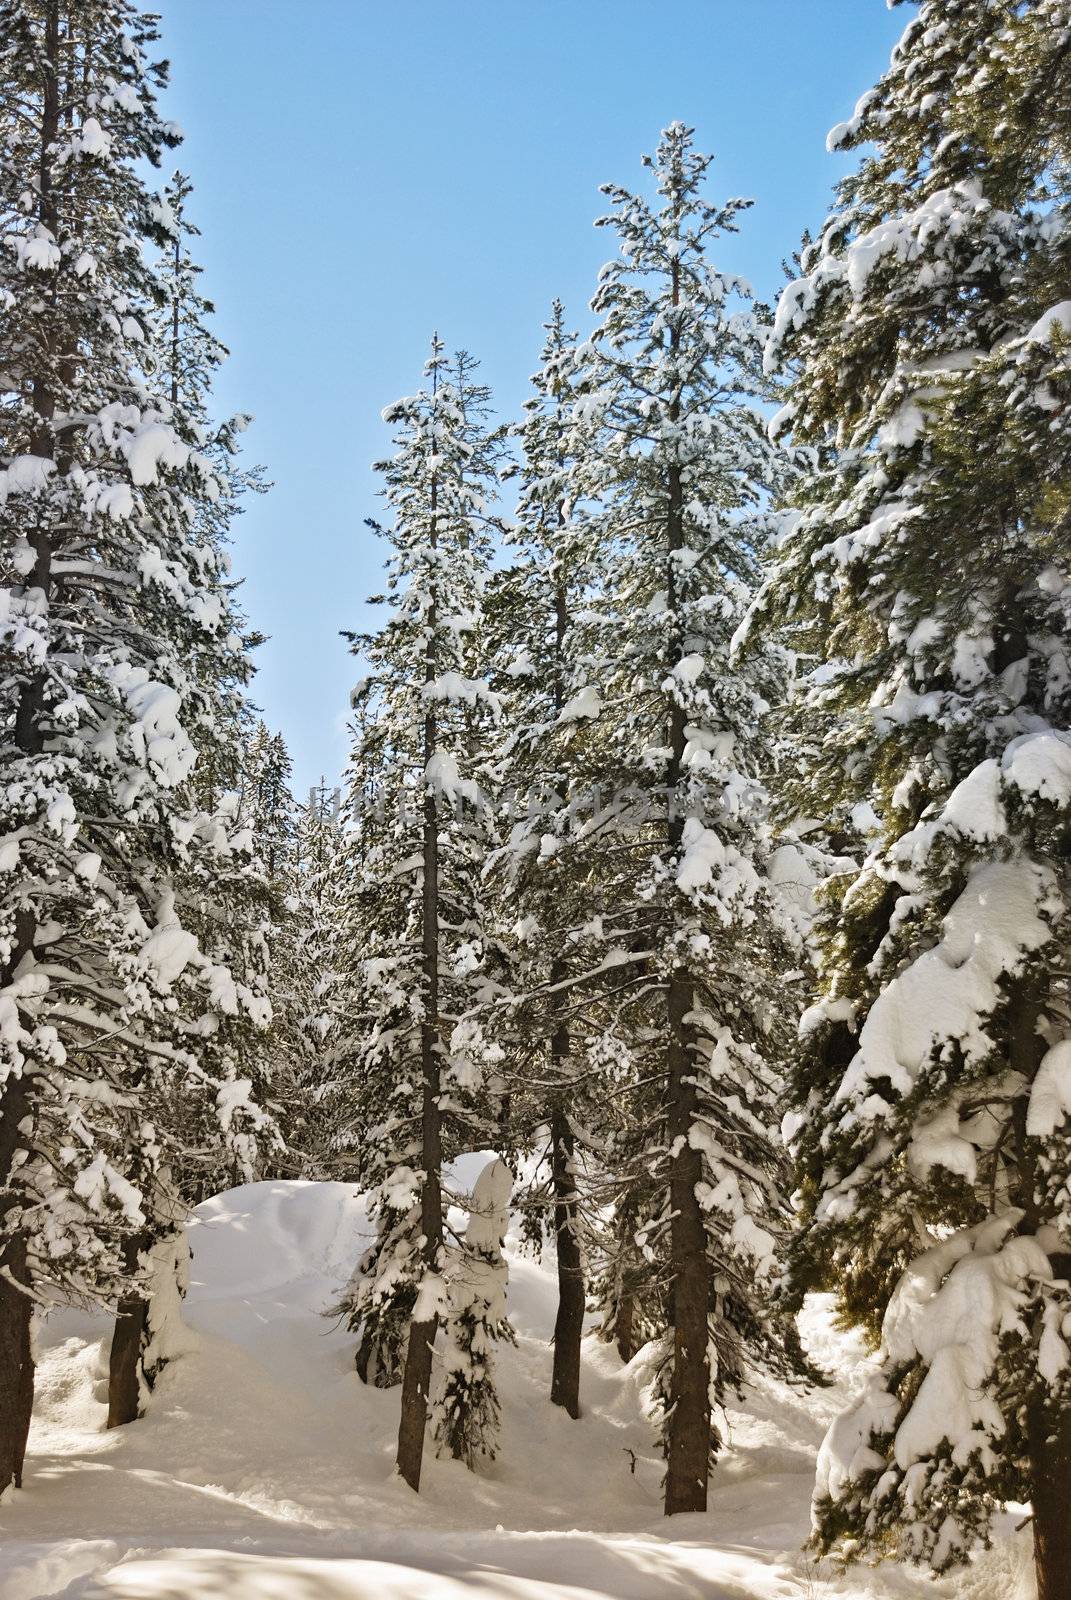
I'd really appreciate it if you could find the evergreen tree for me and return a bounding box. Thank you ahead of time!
[566,123,803,1514]
[0,0,270,1482]
[758,4,1071,1593]
[240,721,296,888]
[340,340,504,1488]
[280,779,350,1176]
[433,1156,512,1467]
[102,169,275,1430]
[484,301,603,1420]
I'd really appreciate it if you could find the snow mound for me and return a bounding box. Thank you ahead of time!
[190,1180,369,1300]
[0,1182,942,1600]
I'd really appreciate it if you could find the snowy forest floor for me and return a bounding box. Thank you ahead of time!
[0,1173,1029,1600]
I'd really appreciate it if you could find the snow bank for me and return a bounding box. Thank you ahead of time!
[1,1180,939,1600]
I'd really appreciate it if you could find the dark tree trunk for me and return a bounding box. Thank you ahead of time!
[0,2,65,1493]
[550,1100,583,1417]
[546,507,585,1417]
[396,696,444,1495]
[662,231,710,1514]
[1008,986,1071,1600]
[664,964,710,1514]
[107,1295,148,1428]
[614,1291,636,1365]
[1029,1358,1071,1600]
[396,1307,437,1491]
[0,1233,33,1495]
[107,1230,152,1428]
[0,918,39,1494]
[396,424,444,1496]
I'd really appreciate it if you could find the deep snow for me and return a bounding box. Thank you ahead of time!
[0,1173,1007,1599]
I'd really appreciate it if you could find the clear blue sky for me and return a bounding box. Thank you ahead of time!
[154,1,905,800]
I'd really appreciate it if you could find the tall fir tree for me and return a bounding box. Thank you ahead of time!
[560,124,803,1514]
[757,3,1071,1593]
[484,300,604,1420]
[103,167,275,1429]
[0,1,270,1482]
[339,340,505,1488]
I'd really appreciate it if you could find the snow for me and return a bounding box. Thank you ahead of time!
[1027,1039,1071,1138]
[115,668,197,786]
[122,420,189,487]
[0,454,56,498]
[556,684,602,723]
[1002,731,1071,807]
[830,861,1055,1119]
[425,749,479,805]
[1022,300,1071,348]
[671,652,705,686]
[677,817,726,891]
[140,897,199,986]
[767,183,1011,369]
[15,233,61,273]
[825,89,879,152]
[822,1217,1059,1497]
[0,1180,940,1600]
[74,117,112,158]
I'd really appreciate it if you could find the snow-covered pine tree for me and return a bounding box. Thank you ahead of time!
[240,721,296,887]
[0,0,271,1478]
[484,301,604,1420]
[103,163,276,1428]
[340,339,504,1488]
[278,780,350,1176]
[573,123,803,1514]
[756,4,1071,1593]
[433,1156,512,1466]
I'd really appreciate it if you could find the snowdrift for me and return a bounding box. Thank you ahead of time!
[0,1179,942,1599]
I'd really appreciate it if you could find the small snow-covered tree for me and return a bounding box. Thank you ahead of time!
[240,721,296,886]
[757,4,1071,1593]
[0,1,271,1478]
[278,781,351,1176]
[434,1156,512,1466]
[339,340,504,1490]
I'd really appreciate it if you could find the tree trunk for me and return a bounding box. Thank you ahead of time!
[1009,986,1071,1600]
[664,965,710,1515]
[614,1291,636,1364]
[0,1234,33,1495]
[547,497,585,1416]
[396,1306,437,1491]
[662,230,710,1514]
[396,690,444,1495]
[550,1100,583,1417]
[107,1295,148,1428]
[0,1,63,1496]
[1029,1374,1071,1600]
[107,1230,152,1428]
[396,419,444,1495]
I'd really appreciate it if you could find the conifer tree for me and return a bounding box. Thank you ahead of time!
[240,721,296,887]
[0,0,269,1482]
[433,1156,512,1467]
[566,123,802,1514]
[758,4,1071,1593]
[340,340,504,1488]
[102,167,274,1430]
[485,301,604,1420]
[278,780,350,1175]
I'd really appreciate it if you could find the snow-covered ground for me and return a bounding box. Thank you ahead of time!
[0,1175,1003,1599]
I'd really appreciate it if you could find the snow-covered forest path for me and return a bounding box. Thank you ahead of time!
[2,1178,946,1600]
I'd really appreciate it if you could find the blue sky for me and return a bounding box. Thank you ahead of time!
[154,1,905,799]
